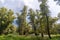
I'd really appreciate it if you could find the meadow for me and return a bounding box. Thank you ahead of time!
[0,34,60,40]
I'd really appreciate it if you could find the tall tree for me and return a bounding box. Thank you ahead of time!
[36,10,45,37]
[16,6,27,35]
[28,9,38,35]
[40,0,51,39]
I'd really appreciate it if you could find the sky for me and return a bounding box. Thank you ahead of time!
[0,0,60,17]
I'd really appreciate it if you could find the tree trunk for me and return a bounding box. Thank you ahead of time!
[41,32,44,37]
[33,25,38,36]
[40,26,44,37]
[40,18,44,38]
[46,14,51,39]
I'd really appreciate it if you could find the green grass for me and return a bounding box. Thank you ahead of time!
[0,34,60,40]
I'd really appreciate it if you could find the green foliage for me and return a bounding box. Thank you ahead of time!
[28,9,39,35]
[3,24,17,34]
[0,34,60,40]
[54,23,60,34]
[49,17,58,34]
[0,7,15,34]
[16,6,28,35]
[40,0,51,38]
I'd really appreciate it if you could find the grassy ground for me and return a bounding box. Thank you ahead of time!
[0,34,60,40]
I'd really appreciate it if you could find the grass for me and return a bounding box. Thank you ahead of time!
[0,34,60,40]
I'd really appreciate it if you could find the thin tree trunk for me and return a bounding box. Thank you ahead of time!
[34,26,37,36]
[46,14,51,39]
[41,32,44,37]
[40,19,44,38]
[33,24,38,36]
[40,26,44,37]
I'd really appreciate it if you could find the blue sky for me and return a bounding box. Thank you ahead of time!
[0,0,60,17]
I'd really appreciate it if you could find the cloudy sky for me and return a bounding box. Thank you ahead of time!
[0,0,60,17]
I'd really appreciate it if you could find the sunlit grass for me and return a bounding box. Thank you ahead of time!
[0,34,60,40]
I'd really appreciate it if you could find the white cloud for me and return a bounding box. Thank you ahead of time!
[0,0,5,3]
[0,0,39,12]
[24,0,33,3]
[23,0,40,10]
[48,0,60,17]
[1,0,24,12]
[0,0,60,17]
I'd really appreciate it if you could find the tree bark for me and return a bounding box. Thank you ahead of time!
[40,18,44,38]
[46,14,51,39]
[41,32,44,37]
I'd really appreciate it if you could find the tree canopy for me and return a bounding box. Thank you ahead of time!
[0,7,15,34]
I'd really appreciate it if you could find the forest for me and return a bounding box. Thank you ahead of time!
[0,0,60,40]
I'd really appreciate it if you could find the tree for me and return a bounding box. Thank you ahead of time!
[36,10,45,37]
[55,23,60,34]
[40,0,51,39]
[28,9,39,35]
[16,6,27,35]
[3,24,17,35]
[0,7,15,35]
[47,17,58,34]
[49,17,58,27]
